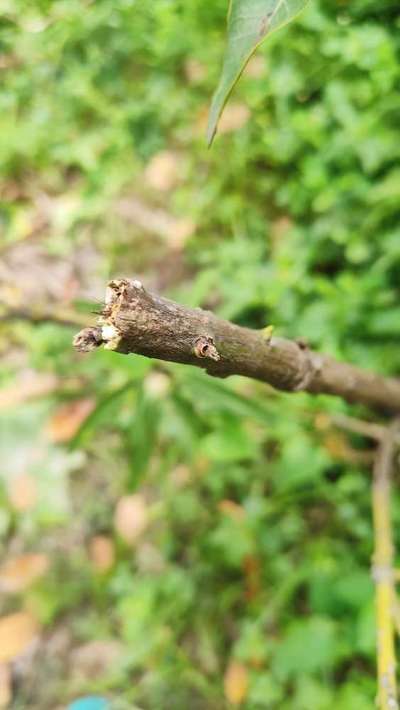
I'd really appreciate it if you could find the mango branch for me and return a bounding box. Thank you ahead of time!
[73,278,400,414]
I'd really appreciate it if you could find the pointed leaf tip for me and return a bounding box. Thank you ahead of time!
[207,0,309,145]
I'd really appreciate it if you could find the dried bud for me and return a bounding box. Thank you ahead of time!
[73,327,103,352]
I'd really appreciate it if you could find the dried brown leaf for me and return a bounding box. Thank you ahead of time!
[0,663,11,708]
[224,660,249,705]
[88,536,115,573]
[0,612,39,663]
[166,217,196,250]
[242,555,261,602]
[144,151,180,192]
[0,373,58,410]
[243,55,265,78]
[8,474,37,512]
[184,59,206,83]
[217,103,250,135]
[322,432,373,465]
[218,500,246,521]
[46,398,95,443]
[170,464,191,488]
[0,554,49,594]
[116,197,195,249]
[114,495,149,546]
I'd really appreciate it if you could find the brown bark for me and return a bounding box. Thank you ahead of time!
[73,278,400,414]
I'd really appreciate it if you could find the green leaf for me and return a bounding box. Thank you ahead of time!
[200,417,259,462]
[272,617,342,679]
[207,0,309,145]
[126,388,161,488]
[68,382,133,449]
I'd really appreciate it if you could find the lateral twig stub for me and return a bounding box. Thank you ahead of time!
[73,327,103,352]
[193,336,220,362]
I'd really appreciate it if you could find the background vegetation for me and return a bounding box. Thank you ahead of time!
[1,0,400,707]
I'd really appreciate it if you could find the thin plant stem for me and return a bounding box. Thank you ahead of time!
[372,421,400,710]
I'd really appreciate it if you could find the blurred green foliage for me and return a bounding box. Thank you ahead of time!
[1,0,400,708]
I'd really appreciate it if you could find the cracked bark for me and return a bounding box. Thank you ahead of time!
[73,278,400,414]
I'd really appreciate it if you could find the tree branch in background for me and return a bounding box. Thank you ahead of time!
[330,413,387,443]
[1,305,91,328]
[73,278,400,414]
[372,420,400,710]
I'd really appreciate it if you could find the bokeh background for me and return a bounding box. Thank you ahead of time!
[1,1,400,708]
